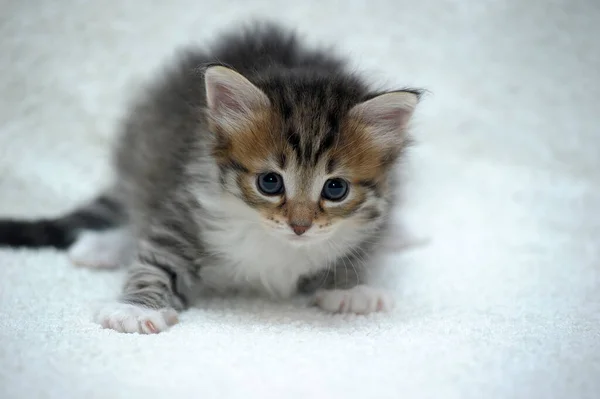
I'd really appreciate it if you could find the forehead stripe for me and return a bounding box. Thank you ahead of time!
[224,158,249,173]
[313,126,337,164]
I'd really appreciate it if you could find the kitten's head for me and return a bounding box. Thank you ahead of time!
[204,65,418,246]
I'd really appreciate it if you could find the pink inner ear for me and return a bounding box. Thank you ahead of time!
[367,107,411,131]
[211,83,243,114]
[379,108,407,123]
[352,92,418,133]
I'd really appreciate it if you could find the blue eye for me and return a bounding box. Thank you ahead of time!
[257,173,284,195]
[322,178,349,201]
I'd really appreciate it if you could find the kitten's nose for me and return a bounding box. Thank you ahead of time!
[290,223,310,236]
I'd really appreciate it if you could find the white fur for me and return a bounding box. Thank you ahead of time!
[94,302,178,334]
[315,285,394,314]
[68,228,135,269]
[2,2,597,395]
[194,187,373,299]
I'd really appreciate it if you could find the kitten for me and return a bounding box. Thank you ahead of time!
[0,22,421,334]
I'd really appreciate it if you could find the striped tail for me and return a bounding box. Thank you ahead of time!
[0,194,126,250]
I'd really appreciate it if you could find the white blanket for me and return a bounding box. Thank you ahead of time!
[1,1,598,398]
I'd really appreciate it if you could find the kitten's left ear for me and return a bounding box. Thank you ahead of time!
[349,91,419,149]
[204,65,271,132]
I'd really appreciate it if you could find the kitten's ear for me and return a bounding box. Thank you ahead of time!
[349,91,418,148]
[204,65,270,131]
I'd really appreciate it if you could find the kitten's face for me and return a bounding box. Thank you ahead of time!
[204,66,417,246]
[213,111,391,245]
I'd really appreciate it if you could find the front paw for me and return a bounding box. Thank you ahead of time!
[315,285,394,314]
[93,302,178,334]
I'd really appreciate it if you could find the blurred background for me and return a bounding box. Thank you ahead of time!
[0,1,598,398]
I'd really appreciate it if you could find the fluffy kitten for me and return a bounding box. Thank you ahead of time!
[0,22,421,334]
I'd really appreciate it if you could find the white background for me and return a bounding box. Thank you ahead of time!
[0,1,598,398]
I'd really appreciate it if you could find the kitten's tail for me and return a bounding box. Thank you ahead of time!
[0,194,126,250]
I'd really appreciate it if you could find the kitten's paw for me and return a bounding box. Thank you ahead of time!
[93,302,178,334]
[315,285,394,315]
[69,229,133,269]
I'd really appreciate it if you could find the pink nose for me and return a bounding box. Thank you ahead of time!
[290,224,310,236]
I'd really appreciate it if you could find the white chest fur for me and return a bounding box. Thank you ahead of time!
[200,221,319,298]
[195,193,330,298]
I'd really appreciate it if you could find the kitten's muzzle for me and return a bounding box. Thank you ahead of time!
[286,201,315,236]
[289,223,311,236]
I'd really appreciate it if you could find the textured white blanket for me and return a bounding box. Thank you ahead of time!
[1,1,599,398]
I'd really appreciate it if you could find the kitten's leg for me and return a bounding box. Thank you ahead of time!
[301,257,394,315]
[68,227,135,269]
[94,224,199,334]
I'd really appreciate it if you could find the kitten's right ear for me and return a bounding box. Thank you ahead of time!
[204,65,270,132]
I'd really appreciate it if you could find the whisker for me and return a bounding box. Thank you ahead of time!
[317,241,335,290]
[327,239,355,288]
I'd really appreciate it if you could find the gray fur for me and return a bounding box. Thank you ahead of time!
[1,22,420,316]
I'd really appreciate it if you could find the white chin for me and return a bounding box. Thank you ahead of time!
[289,233,333,247]
[287,234,310,243]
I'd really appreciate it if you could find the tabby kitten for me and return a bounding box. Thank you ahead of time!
[0,22,421,334]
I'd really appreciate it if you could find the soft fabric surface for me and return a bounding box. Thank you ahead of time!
[1,1,599,398]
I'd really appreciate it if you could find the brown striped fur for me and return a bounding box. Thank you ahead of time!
[205,65,417,232]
